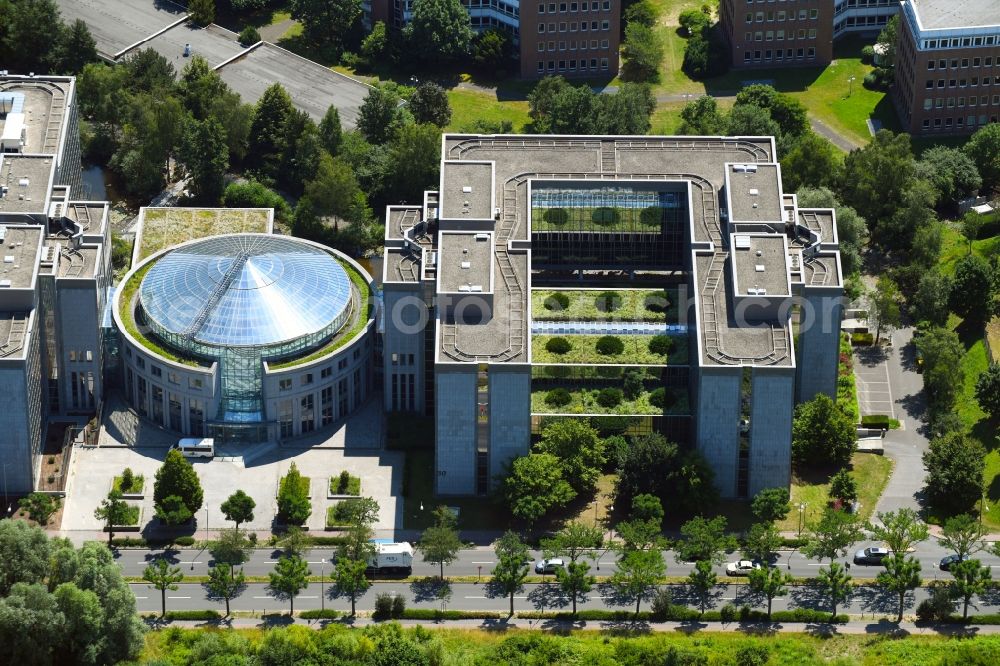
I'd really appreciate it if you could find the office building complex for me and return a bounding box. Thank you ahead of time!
[892,0,1000,135]
[366,0,620,78]
[719,0,897,69]
[114,230,376,443]
[382,134,843,498]
[0,74,110,493]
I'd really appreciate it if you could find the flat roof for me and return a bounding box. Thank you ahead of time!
[0,226,42,288]
[0,313,29,360]
[48,238,99,279]
[55,0,187,57]
[142,23,245,70]
[0,155,53,213]
[0,80,70,155]
[731,234,789,296]
[910,0,1000,30]
[440,162,493,220]
[727,164,783,223]
[135,207,273,263]
[217,43,369,126]
[438,232,492,293]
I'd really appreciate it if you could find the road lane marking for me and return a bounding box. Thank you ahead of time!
[465,596,487,599]
[299,596,318,599]
[253,596,271,599]
[472,561,494,564]
[181,562,203,565]
[307,561,326,564]
[134,596,148,599]
[168,596,191,599]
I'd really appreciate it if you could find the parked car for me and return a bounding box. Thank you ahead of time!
[939,554,966,571]
[725,560,762,576]
[853,546,890,565]
[534,558,565,574]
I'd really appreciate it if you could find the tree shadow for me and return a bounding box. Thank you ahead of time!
[479,617,515,632]
[853,585,905,619]
[855,344,889,368]
[736,621,782,636]
[595,581,633,608]
[261,612,295,627]
[599,619,653,634]
[409,577,450,603]
[805,622,841,638]
[673,620,708,635]
[526,583,570,611]
[790,580,844,613]
[864,619,910,636]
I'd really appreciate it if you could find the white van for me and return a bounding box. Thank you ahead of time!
[173,438,214,458]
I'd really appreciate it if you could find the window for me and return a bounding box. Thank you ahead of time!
[798,9,806,20]
[755,11,764,21]
[601,20,609,30]
[549,22,556,31]
[321,367,332,379]
[797,29,805,38]
[152,385,164,425]
[809,8,818,19]
[169,392,182,431]
[559,41,566,50]
[136,357,145,370]
[168,372,179,385]
[924,99,933,110]
[923,119,930,129]
[278,400,293,437]
[538,24,545,33]
[755,31,763,41]
[807,47,815,58]
[959,97,966,107]
[746,12,753,22]
[600,57,608,70]
[321,386,333,426]
[559,2,566,10]
[279,378,292,390]
[937,79,945,88]
[776,29,784,40]
[559,22,566,31]
[951,59,959,68]
[744,51,752,63]
[777,10,785,20]
[301,394,315,433]
[766,31,773,41]
[189,399,204,437]
[962,58,969,68]
[939,60,946,69]
[538,42,544,51]
[539,2,545,12]
[151,365,161,378]
[808,28,816,39]
[600,39,609,48]
[928,61,935,70]
[537,61,544,72]
[766,11,773,21]
[188,377,203,390]
[302,373,313,386]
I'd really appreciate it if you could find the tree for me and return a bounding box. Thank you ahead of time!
[678,8,710,35]
[206,563,245,617]
[735,84,809,138]
[319,105,343,156]
[816,562,852,618]
[612,549,666,615]
[949,558,991,619]
[626,0,658,28]
[795,187,868,276]
[383,121,442,205]
[962,211,984,253]
[676,516,737,565]
[781,131,842,192]
[290,0,362,56]
[617,432,717,516]
[940,514,987,559]
[975,364,1000,419]
[504,453,576,523]
[841,130,915,235]
[950,254,995,323]
[153,448,204,521]
[621,22,663,82]
[155,494,193,526]
[687,560,718,615]
[597,83,657,134]
[248,83,294,176]
[556,560,595,616]
[964,122,1000,189]
[0,0,64,74]
[911,271,953,327]
[57,19,98,74]
[876,554,921,622]
[876,15,898,69]
[751,487,791,523]
[303,153,369,230]
[792,394,857,468]
[725,104,781,137]
[18,492,59,526]
[677,95,725,135]
[211,528,254,572]
[189,0,215,25]
[335,497,380,561]
[277,462,311,525]
[333,557,369,617]
[802,508,863,563]
[404,0,473,65]
[545,522,602,615]
[747,566,792,620]
[868,509,929,555]
[491,531,530,617]
[0,582,66,664]
[418,506,463,580]
[408,82,452,127]
[828,469,858,507]
[534,419,606,493]
[357,86,404,145]
[868,276,902,344]
[221,490,256,528]
[269,554,311,614]
[472,29,513,71]
[915,146,982,207]
[923,432,986,516]
[742,522,782,564]
[0,520,51,595]
[180,117,228,203]
[143,558,183,618]
[94,489,131,545]
[53,582,102,664]
[916,326,966,414]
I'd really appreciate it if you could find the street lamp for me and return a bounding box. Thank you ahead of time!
[980,490,989,529]
[321,566,325,612]
[797,502,807,538]
[848,75,856,97]
[596,505,614,570]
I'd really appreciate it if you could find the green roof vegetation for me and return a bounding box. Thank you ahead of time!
[531,386,689,416]
[136,208,271,262]
[532,334,688,365]
[532,289,680,323]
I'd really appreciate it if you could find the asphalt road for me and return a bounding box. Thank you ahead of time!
[116,540,1000,582]
[130,580,1000,616]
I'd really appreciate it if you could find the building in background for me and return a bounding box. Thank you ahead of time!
[382,134,844,499]
[0,74,110,494]
[892,0,1000,135]
[366,0,620,78]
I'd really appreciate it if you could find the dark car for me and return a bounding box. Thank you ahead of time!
[939,554,966,571]
[853,546,890,565]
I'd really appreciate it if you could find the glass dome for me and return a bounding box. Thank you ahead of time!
[139,234,352,350]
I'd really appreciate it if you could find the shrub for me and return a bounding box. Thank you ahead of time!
[649,387,675,409]
[648,335,673,356]
[597,388,623,408]
[401,609,502,620]
[591,207,620,226]
[374,592,394,619]
[238,25,261,46]
[543,208,569,226]
[594,291,621,312]
[111,537,149,548]
[121,467,135,490]
[917,587,955,622]
[720,604,737,622]
[392,594,406,618]
[545,337,572,354]
[644,291,670,313]
[161,610,221,621]
[544,292,570,311]
[639,206,662,226]
[861,414,891,428]
[300,609,340,619]
[277,463,311,525]
[861,45,875,63]
[545,388,572,407]
[595,335,624,355]
[173,536,195,547]
[623,369,644,400]
[852,332,875,345]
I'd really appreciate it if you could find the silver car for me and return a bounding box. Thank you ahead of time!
[534,558,565,574]
[726,560,762,576]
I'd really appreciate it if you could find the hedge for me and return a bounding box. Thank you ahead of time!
[174,536,196,547]
[153,610,222,621]
[400,609,504,620]
[520,610,655,621]
[852,332,874,345]
[300,609,341,620]
[307,535,347,547]
[861,414,890,428]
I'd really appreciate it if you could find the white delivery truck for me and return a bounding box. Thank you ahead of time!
[172,438,214,458]
[366,542,414,574]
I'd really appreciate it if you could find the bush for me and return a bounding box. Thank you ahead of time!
[644,292,670,313]
[543,208,569,226]
[591,207,620,226]
[597,388,623,408]
[238,25,261,46]
[720,604,737,622]
[222,181,290,222]
[861,414,891,428]
[545,337,572,354]
[649,387,675,409]
[161,610,221,621]
[401,609,502,620]
[639,206,662,226]
[594,291,621,313]
[861,45,875,63]
[678,8,710,36]
[392,594,406,618]
[111,537,149,548]
[173,536,195,547]
[916,587,955,622]
[300,609,340,619]
[544,292,570,311]
[648,335,673,356]
[545,388,572,407]
[374,592,395,619]
[595,335,624,355]
[852,332,875,345]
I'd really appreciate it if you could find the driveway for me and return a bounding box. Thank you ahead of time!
[855,342,895,419]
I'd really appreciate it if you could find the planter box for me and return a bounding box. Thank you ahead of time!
[105,506,144,532]
[111,475,146,500]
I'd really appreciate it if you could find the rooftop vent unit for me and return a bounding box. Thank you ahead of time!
[3,256,13,263]
[755,264,765,272]
[747,287,767,296]
[733,164,758,174]
[460,261,471,269]
[462,186,473,193]
[749,188,759,196]
[734,235,751,250]
[474,233,489,241]
[0,280,10,288]
[0,95,13,114]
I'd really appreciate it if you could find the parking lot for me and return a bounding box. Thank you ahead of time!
[61,399,401,536]
[854,345,895,419]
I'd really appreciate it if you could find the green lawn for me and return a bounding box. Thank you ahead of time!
[531,386,688,416]
[531,288,678,322]
[112,474,144,495]
[401,449,506,530]
[328,472,361,496]
[777,452,894,534]
[532,334,687,365]
[445,89,531,132]
[938,223,1000,277]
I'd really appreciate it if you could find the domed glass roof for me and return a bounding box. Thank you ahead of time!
[139,235,352,348]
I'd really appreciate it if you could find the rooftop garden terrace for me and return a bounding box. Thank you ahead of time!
[531,205,670,234]
[532,333,688,365]
[135,208,272,263]
[531,288,682,323]
[531,383,689,416]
